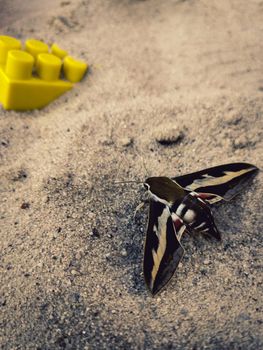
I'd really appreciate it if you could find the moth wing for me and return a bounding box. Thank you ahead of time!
[143,200,185,296]
[173,162,259,203]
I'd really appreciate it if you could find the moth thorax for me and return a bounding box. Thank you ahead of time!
[145,177,185,204]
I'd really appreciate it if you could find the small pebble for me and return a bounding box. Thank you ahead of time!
[224,111,242,125]
[233,135,248,149]
[118,137,133,147]
[21,202,30,209]
[90,227,100,238]
[154,125,184,146]
[180,308,188,316]
[121,249,128,257]
[12,170,28,182]
[1,140,9,147]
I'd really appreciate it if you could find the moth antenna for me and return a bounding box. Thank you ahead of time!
[141,157,150,178]
[133,146,150,178]
[115,153,127,180]
[112,180,144,185]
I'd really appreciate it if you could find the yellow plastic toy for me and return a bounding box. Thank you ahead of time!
[0,36,88,110]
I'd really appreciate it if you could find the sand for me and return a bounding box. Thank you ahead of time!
[0,0,263,349]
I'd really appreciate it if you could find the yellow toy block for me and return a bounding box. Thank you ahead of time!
[25,39,49,61]
[63,56,88,83]
[0,35,21,64]
[0,35,88,111]
[51,43,68,59]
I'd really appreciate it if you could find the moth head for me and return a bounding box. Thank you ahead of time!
[143,182,150,191]
[144,177,185,204]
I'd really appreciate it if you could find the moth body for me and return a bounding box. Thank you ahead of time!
[143,162,259,295]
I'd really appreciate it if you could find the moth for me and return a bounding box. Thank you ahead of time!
[143,162,259,295]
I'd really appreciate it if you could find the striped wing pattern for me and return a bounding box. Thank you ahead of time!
[143,200,185,295]
[173,162,259,203]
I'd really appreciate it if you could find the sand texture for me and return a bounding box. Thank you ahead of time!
[1,0,263,349]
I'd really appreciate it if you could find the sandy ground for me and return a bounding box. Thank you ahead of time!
[1,0,263,349]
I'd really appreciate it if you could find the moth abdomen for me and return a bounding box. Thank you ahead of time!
[174,193,221,241]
